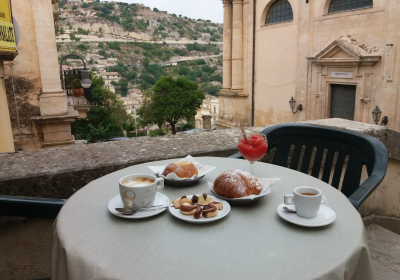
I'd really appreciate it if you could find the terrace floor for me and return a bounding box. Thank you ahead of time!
[366,224,400,280]
[0,219,399,280]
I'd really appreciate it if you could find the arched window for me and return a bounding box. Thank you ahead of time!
[328,0,372,14]
[265,0,293,25]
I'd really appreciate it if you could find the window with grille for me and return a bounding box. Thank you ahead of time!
[265,0,293,25]
[328,0,373,14]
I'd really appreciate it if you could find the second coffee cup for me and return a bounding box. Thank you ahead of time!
[284,186,322,218]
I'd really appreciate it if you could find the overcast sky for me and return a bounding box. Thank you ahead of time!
[115,0,223,23]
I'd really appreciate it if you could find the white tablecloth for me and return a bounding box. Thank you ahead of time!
[52,157,375,280]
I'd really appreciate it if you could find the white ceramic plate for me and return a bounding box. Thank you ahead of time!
[169,195,231,224]
[209,186,271,206]
[108,192,170,219]
[277,203,336,227]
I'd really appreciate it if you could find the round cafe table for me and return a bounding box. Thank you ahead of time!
[52,157,375,280]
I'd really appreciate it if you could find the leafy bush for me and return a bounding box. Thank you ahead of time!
[76,27,90,35]
[201,65,215,74]
[122,18,135,31]
[201,83,221,96]
[210,74,222,83]
[153,7,159,12]
[99,50,109,58]
[134,49,140,54]
[125,71,137,80]
[178,66,190,75]
[140,73,157,85]
[81,3,89,8]
[150,129,166,137]
[107,41,121,50]
[76,43,90,51]
[98,42,104,48]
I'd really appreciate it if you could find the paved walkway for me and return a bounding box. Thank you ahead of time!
[366,224,400,280]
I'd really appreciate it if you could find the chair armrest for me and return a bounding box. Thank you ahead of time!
[228,152,244,159]
[348,174,383,209]
[0,195,66,219]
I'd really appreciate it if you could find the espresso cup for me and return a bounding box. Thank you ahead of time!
[119,173,164,210]
[284,187,322,218]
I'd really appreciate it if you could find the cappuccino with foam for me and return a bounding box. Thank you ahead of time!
[119,174,164,210]
[121,177,155,187]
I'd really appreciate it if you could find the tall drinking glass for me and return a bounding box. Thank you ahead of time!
[238,134,268,176]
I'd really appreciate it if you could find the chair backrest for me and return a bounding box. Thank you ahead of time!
[261,123,388,199]
[0,195,66,219]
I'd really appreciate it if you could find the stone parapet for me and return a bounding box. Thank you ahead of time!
[0,119,397,201]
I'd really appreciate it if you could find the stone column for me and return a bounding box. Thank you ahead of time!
[231,0,243,92]
[0,61,14,153]
[221,0,233,91]
[31,0,68,116]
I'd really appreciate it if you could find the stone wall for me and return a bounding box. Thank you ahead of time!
[0,119,399,220]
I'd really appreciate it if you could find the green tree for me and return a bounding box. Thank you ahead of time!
[143,57,150,68]
[71,77,134,142]
[137,76,205,134]
[178,66,190,75]
[140,73,157,85]
[116,78,129,96]
[153,7,159,12]
[72,4,78,10]
[126,71,137,80]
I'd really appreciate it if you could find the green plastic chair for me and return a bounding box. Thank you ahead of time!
[0,195,66,219]
[229,123,388,209]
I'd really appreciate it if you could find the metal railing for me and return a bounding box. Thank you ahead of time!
[60,68,93,104]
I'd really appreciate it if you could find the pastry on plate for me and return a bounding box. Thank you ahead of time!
[162,161,199,178]
[213,169,262,198]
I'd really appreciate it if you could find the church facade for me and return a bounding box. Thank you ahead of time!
[217,0,400,131]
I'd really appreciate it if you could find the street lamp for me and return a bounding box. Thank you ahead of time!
[59,54,92,89]
[371,106,389,126]
[372,106,382,125]
[289,96,303,114]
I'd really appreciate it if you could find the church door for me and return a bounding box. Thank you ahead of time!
[330,84,356,120]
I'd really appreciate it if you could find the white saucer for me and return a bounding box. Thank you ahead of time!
[277,203,336,227]
[108,192,170,219]
[169,195,231,224]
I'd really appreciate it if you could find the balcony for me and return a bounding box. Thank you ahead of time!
[61,68,93,118]
[0,119,399,279]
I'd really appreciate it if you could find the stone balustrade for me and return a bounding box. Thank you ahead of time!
[0,119,399,227]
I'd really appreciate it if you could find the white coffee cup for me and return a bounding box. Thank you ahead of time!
[284,187,322,218]
[119,173,164,210]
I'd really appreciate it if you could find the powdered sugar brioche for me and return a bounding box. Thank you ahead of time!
[213,169,262,198]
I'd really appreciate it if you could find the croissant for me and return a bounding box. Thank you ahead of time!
[213,169,262,198]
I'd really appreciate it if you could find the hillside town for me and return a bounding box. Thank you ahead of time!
[55,0,223,140]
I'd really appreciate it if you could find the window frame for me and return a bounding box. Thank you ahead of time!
[265,0,294,25]
[327,0,373,14]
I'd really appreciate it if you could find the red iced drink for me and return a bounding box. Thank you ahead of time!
[238,134,268,163]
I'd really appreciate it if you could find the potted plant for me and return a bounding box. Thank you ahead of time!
[66,74,84,97]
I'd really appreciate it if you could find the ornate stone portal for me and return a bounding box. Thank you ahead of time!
[306,36,381,123]
[216,0,250,129]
